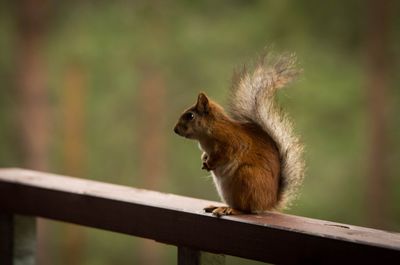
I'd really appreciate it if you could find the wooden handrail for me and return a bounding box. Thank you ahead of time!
[0,168,399,264]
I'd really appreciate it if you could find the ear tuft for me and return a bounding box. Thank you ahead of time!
[196,92,210,113]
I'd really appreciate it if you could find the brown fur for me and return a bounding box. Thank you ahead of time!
[174,93,281,215]
[174,51,304,216]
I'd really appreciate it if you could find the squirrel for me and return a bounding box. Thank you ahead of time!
[173,51,305,216]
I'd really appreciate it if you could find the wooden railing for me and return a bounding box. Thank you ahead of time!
[0,168,399,265]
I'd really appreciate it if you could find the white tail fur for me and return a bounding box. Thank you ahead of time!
[228,52,305,209]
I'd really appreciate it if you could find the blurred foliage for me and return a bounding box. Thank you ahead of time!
[0,0,399,264]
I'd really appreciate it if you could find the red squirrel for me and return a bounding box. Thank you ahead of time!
[174,52,305,216]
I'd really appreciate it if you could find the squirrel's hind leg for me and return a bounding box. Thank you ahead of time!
[204,205,242,217]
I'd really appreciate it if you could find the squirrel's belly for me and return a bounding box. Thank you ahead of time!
[211,163,278,212]
[210,162,238,205]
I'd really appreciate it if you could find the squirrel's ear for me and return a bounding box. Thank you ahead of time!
[196,92,210,114]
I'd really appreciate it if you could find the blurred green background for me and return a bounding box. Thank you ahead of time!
[0,0,399,264]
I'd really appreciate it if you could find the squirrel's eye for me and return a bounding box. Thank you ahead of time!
[184,112,195,121]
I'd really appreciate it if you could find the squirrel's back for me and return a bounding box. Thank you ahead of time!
[228,51,305,209]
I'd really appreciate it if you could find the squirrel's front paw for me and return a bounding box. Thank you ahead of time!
[201,161,211,171]
[201,152,208,162]
[201,152,212,171]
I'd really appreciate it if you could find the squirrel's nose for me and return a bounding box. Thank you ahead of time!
[174,127,179,134]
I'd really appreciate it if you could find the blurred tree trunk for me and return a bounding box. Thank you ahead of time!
[136,63,167,265]
[365,0,392,229]
[62,63,87,265]
[14,0,51,264]
[16,0,49,169]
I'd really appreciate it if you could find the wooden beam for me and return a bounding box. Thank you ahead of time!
[178,246,225,265]
[0,213,36,265]
[0,213,13,265]
[0,168,399,265]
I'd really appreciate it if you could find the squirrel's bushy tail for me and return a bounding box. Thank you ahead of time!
[228,51,305,209]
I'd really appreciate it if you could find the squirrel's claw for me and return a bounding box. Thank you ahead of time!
[204,205,219,213]
[204,205,241,217]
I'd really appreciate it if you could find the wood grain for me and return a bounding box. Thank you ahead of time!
[1,168,399,264]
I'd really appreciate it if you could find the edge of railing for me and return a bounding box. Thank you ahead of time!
[0,168,399,265]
